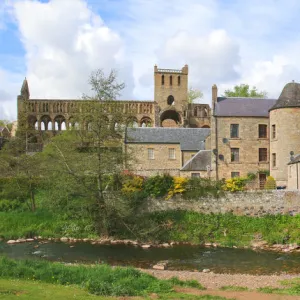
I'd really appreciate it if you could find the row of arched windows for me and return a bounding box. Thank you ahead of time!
[161,75,181,86]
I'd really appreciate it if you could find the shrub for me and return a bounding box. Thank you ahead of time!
[167,177,188,199]
[222,177,247,192]
[122,175,144,194]
[144,174,173,198]
[183,177,224,199]
[264,176,276,190]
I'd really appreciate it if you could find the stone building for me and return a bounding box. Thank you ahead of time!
[16,64,300,188]
[125,128,211,177]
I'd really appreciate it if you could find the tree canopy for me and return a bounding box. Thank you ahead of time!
[188,87,203,103]
[223,84,267,98]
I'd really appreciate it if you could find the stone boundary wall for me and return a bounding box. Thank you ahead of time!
[143,190,300,216]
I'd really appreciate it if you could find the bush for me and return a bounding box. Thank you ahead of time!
[122,175,144,194]
[223,177,247,192]
[144,174,173,198]
[264,176,276,190]
[0,199,26,212]
[167,177,188,199]
[183,177,224,199]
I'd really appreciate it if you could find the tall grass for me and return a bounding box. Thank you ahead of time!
[2,210,300,246]
[0,257,204,296]
[0,210,96,239]
[122,211,300,246]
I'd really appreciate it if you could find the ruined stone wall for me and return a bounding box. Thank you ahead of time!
[143,190,300,216]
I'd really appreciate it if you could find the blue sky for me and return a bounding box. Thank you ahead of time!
[2,0,300,120]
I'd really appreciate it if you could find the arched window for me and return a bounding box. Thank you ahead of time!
[167,95,175,105]
[178,76,181,86]
[170,76,172,86]
[161,75,164,85]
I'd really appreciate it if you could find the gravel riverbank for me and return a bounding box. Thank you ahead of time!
[141,269,300,290]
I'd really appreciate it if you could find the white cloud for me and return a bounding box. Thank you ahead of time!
[12,0,134,100]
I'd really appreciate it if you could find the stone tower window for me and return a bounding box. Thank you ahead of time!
[167,95,175,105]
[161,75,164,85]
[178,76,181,86]
[170,75,172,86]
[272,124,276,139]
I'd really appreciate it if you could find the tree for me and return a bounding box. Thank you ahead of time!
[42,69,134,236]
[188,87,203,103]
[223,84,267,98]
[0,138,44,212]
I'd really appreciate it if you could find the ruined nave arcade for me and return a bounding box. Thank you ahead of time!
[17,65,211,132]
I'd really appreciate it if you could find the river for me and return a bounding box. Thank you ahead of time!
[1,241,300,275]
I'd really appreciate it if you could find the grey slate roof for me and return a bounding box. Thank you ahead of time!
[270,82,300,111]
[125,128,210,151]
[181,150,211,171]
[215,97,277,117]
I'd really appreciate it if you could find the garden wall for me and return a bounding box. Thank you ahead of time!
[144,190,300,216]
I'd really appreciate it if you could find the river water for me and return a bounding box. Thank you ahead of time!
[1,241,300,275]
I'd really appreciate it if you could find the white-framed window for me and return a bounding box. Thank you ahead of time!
[148,148,154,160]
[169,148,175,159]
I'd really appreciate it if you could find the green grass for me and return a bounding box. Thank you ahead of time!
[0,279,228,300]
[219,286,249,291]
[127,210,300,246]
[0,257,207,297]
[0,211,97,240]
[257,277,300,295]
[3,209,300,247]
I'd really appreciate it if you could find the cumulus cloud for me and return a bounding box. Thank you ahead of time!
[12,0,134,100]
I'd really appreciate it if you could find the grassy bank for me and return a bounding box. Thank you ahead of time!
[2,210,300,246]
[0,257,218,299]
[0,279,230,300]
[0,211,97,240]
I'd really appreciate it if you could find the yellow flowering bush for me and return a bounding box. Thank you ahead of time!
[222,177,247,192]
[166,177,188,199]
[264,176,276,190]
[122,176,144,194]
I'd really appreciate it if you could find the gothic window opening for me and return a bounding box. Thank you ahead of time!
[170,75,172,86]
[178,76,181,86]
[167,95,175,105]
[162,75,165,85]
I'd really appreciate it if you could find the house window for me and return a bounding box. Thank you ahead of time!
[178,76,181,86]
[161,75,164,86]
[231,148,239,162]
[259,148,268,162]
[170,75,172,86]
[230,124,239,138]
[259,124,267,138]
[272,153,276,167]
[191,173,200,178]
[272,124,276,139]
[169,148,175,159]
[148,148,154,160]
[231,172,240,178]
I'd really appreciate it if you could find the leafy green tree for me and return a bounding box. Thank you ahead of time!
[188,87,203,103]
[223,84,267,98]
[42,69,134,236]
